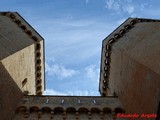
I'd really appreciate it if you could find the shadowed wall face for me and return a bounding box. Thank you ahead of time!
[0,12,46,120]
[0,12,45,95]
[1,44,36,95]
[100,19,160,114]
[109,50,160,114]
[0,63,23,120]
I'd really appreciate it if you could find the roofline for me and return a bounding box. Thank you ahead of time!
[25,95,118,98]
[15,12,44,40]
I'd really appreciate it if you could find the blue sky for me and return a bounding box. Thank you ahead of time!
[1,0,160,96]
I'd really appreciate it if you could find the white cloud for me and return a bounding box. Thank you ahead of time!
[85,64,99,83]
[140,3,152,12]
[28,5,119,96]
[105,0,155,17]
[106,0,113,9]
[106,0,120,11]
[65,90,100,96]
[45,61,78,79]
[43,89,100,96]
[85,0,89,4]
[43,89,67,95]
[105,0,135,15]
[117,18,126,25]
[34,18,114,66]
[125,4,134,14]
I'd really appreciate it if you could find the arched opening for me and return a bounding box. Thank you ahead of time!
[103,107,112,120]
[14,106,27,120]
[29,106,40,119]
[66,107,76,112]
[30,106,39,113]
[78,107,89,120]
[78,107,89,112]
[91,108,101,120]
[42,107,51,113]
[103,107,111,113]
[41,107,52,120]
[54,107,64,120]
[16,106,27,113]
[66,107,76,120]
[54,107,64,113]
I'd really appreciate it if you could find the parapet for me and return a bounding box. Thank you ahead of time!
[14,96,124,119]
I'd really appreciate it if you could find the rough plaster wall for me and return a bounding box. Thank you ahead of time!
[1,44,36,95]
[0,63,23,120]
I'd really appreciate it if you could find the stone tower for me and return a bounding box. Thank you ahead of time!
[99,18,160,115]
[0,12,45,120]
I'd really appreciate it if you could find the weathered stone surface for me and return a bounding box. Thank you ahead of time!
[0,62,23,120]
[13,96,124,120]
[0,12,45,120]
[99,18,160,114]
[0,12,45,95]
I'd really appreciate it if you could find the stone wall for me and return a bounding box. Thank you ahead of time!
[109,48,160,114]
[0,12,45,95]
[0,63,23,120]
[1,45,36,95]
[99,18,160,114]
[13,96,124,120]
